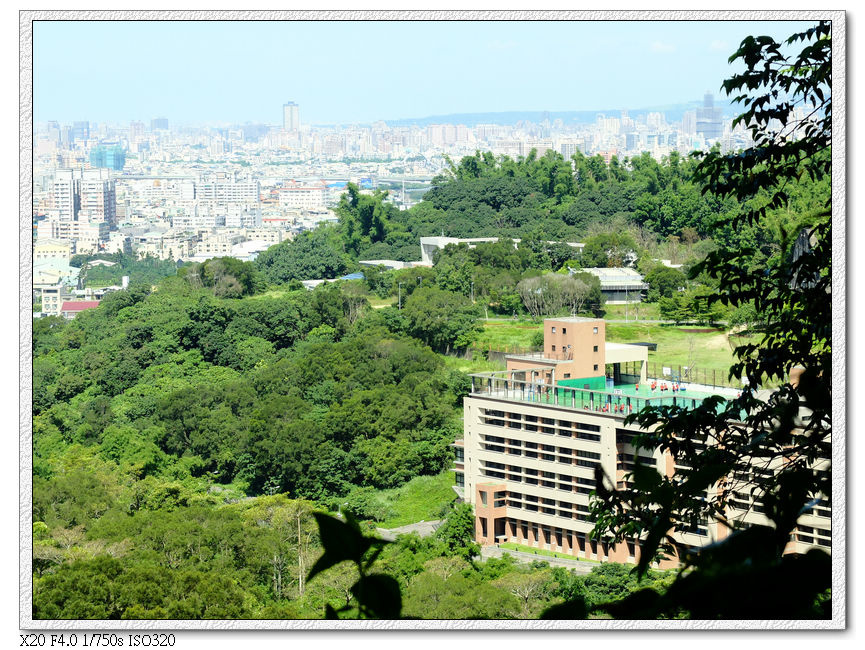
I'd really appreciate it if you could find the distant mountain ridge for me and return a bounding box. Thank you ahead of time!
[315,100,741,129]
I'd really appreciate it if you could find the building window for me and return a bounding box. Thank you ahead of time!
[480,491,487,506]
[593,345,598,352]
[593,327,598,334]
[594,364,599,371]
[552,327,556,333]
[563,328,567,334]
[564,373,570,379]
[552,345,556,352]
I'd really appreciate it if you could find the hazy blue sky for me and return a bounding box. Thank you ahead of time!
[33,19,814,125]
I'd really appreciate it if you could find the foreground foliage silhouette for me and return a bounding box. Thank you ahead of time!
[310,22,834,620]
[575,21,834,620]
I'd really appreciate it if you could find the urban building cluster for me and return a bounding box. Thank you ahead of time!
[31,94,754,317]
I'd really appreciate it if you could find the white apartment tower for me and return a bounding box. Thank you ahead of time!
[79,168,117,226]
[50,168,115,226]
[283,102,300,132]
[51,169,80,221]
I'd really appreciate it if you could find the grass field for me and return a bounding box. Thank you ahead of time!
[606,322,738,377]
[369,295,396,309]
[441,354,506,374]
[601,303,661,321]
[247,287,292,300]
[473,320,543,350]
[375,471,458,529]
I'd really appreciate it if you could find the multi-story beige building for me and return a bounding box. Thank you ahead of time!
[457,317,831,568]
[33,239,72,263]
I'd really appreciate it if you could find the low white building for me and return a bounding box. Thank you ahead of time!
[579,267,648,304]
[278,181,327,211]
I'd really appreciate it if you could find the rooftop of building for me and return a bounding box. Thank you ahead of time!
[34,239,72,248]
[580,267,648,288]
[545,316,603,323]
[468,369,740,415]
[61,300,100,312]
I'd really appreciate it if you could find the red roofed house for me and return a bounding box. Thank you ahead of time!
[60,300,100,320]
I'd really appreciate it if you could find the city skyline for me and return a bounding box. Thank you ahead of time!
[33,19,812,125]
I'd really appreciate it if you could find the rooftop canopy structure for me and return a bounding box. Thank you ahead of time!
[579,267,649,304]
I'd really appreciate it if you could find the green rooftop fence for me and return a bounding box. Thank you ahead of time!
[558,376,607,391]
[470,372,742,417]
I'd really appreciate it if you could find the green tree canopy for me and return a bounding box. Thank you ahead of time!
[401,287,483,353]
[256,227,350,283]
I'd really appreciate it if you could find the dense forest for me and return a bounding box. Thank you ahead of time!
[32,269,683,619]
[33,136,830,618]
[253,147,827,279]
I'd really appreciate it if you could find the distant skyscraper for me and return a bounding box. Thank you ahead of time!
[72,121,89,143]
[696,92,723,140]
[129,121,145,141]
[682,110,697,136]
[283,102,300,131]
[151,117,169,131]
[58,125,72,148]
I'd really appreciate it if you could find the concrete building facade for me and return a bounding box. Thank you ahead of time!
[457,317,831,568]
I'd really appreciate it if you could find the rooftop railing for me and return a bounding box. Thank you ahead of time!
[469,372,712,415]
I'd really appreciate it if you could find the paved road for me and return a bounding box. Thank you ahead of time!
[480,545,598,573]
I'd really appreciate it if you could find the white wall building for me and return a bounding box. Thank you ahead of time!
[278,181,327,211]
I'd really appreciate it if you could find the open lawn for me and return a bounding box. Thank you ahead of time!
[601,302,661,321]
[247,287,292,300]
[375,471,459,529]
[473,320,542,350]
[369,295,396,309]
[606,322,739,378]
[441,354,506,374]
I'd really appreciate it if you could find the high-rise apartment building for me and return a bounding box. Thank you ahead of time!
[60,125,73,148]
[283,102,300,132]
[79,168,117,226]
[457,317,831,567]
[151,117,169,131]
[51,169,81,221]
[682,110,697,136]
[696,92,723,141]
[129,121,146,141]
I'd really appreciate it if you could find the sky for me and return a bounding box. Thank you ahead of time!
[33,18,817,126]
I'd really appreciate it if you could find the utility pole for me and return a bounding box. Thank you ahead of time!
[398,282,403,310]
